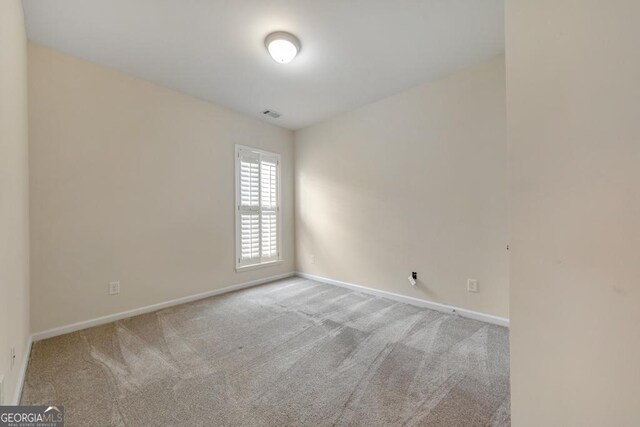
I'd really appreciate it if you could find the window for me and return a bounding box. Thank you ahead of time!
[235,145,281,270]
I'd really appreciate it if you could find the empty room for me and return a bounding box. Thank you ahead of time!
[1,0,639,426]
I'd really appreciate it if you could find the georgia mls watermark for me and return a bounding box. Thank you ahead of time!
[0,406,64,427]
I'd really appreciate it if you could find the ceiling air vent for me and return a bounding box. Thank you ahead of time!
[262,110,281,119]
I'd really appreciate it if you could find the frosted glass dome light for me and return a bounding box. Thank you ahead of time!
[265,32,301,64]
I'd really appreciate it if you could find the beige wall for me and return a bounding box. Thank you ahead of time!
[28,44,294,333]
[507,1,640,425]
[295,57,508,318]
[0,0,30,404]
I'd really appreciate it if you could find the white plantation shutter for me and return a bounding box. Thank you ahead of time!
[261,211,278,258]
[238,151,261,264]
[236,146,281,268]
[260,157,278,260]
[240,152,260,208]
[240,212,260,261]
[260,158,277,209]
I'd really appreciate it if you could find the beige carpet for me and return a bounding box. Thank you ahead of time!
[22,277,510,426]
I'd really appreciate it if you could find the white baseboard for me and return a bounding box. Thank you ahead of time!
[296,272,509,327]
[31,272,295,342]
[12,334,32,405]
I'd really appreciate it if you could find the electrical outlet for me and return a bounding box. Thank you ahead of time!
[109,281,120,295]
[310,255,315,264]
[10,347,15,370]
[467,279,479,293]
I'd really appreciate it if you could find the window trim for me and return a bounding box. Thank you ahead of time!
[235,144,282,271]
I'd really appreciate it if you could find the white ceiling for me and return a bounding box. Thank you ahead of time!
[22,0,504,130]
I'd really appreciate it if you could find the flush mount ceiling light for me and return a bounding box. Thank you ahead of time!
[265,31,301,64]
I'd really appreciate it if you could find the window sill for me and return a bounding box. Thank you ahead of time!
[236,259,284,272]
